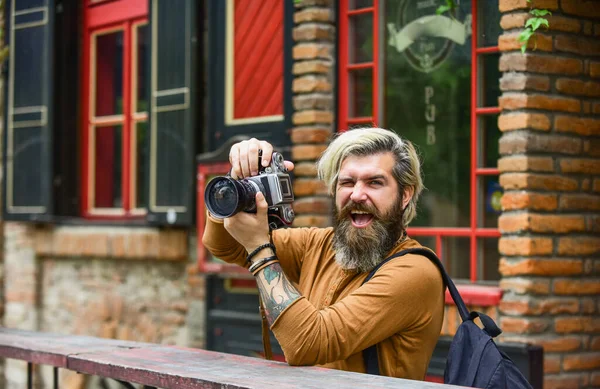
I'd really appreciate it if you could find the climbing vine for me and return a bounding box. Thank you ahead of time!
[518,0,551,53]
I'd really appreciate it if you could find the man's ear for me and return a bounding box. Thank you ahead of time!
[402,187,414,210]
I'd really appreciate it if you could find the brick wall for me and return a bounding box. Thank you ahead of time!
[2,224,203,389]
[497,1,600,388]
[291,0,336,228]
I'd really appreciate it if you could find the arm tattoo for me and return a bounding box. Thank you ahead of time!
[255,262,301,325]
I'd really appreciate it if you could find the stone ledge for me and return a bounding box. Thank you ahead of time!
[34,226,188,260]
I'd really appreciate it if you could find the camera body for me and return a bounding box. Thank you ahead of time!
[205,151,295,229]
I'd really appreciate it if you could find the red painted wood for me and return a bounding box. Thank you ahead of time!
[82,0,148,218]
[233,0,283,119]
[445,284,503,307]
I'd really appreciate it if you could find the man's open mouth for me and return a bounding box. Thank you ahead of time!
[350,210,374,228]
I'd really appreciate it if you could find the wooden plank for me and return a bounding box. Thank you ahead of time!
[68,346,466,389]
[0,327,152,367]
[0,328,467,389]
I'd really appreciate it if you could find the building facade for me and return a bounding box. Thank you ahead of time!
[1,0,598,388]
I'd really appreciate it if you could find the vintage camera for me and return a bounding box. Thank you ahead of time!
[205,151,295,229]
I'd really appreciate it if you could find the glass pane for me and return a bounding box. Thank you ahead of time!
[413,236,436,252]
[384,0,472,227]
[349,0,373,9]
[349,13,373,63]
[95,30,124,117]
[479,238,500,282]
[482,176,502,228]
[349,68,372,118]
[479,0,501,47]
[482,115,500,168]
[135,121,149,209]
[136,24,149,113]
[481,53,500,107]
[94,125,123,208]
[442,237,470,281]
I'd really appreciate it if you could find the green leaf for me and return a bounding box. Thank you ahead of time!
[263,266,278,284]
[519,29,534,43]
[532,18,544,31]
[436,5,451,15]
[525,18,536,28]
[530,9,551,17]
[521,43,527,54]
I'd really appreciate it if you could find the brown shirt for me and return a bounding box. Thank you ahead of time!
[202,215,444,380]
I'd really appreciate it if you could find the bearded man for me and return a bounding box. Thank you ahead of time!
[202,127,444,380]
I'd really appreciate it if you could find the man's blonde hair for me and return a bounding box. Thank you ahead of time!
[317,127,424,228]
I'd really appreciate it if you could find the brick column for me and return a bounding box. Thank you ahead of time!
[497,1,600,388]
[291,0,336,228]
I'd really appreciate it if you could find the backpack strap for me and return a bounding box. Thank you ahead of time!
[360,247,471,375]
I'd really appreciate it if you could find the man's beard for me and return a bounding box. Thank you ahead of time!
[332,197,405,273]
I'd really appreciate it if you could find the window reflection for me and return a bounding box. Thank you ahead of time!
[94,125,122,208]
[136,24,148,113]
[95,30,124,117]
[135,121,149,209]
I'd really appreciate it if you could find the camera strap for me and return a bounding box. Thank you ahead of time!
[259,295,274,360]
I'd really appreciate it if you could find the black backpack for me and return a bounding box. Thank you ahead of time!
[361,247,534,389]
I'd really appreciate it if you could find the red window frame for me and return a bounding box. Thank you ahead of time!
[81,0,148,219]
[338,0,501,283]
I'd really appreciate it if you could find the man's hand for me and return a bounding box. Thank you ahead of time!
[229,138,294,179]
[224,192,271,253]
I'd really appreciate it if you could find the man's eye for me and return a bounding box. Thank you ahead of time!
[370,181,383,186]
[339,181,353,187]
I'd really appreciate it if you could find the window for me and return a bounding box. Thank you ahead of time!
[82,1,148,218]
[3,0,200,226]
[339,0,502,282]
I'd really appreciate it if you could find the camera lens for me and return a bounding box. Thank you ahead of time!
[205,176,257,218]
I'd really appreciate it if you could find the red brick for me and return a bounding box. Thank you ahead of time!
[501,192,558,211]
[555,317,600,333]
[555,35,600,56]
[294,8,331,23]
[500,278,550,294]
[500,12,529,29]
[560,158,600,174]
[292,76,331,93]
[592,61,600,78]
[500,173,579,191]
[293,60,330,75]
[544,356,562,374]
[544,375,582,389]
[582,298,596,314]
[593,102,600,115]
[593,373,600,387]
[558,237,600,256]
[290,127,331,144]
[497,113,551,132]
[584,21,594,36]
[294,94,333,110]
[499,0,558,12]
[499,214,584,234]
[585,139,600,157]
[292,215,330,228]
[499,53,583,75]
[498,156,554,172]
[559,194,600,211]
[555,116,600,136]
[545,15,583,33]
[292,110,333,125]
[499,93,581,113]
[293,197,331,214]
[499,258,583,276]
[505,336,583,353]
[499,132,582,155]
[500,317,548,334]
[291,144,327,161]
[563,353,600,371]
[294,0,332,8]
[592,336,600,351]
[293,178,328,196]
[589,215,600,234]
[500,298,580,315]
[556,78,600,97]
[554,279,600,295]
[293,43,333,60]
[498,32,552,52]
[499,237,553,256]
[499,73,550,92]
[594,179,600,193]
[293,24,333,42]
[293,161,318,176]
[561,0,600,18]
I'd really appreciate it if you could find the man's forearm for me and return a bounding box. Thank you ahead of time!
[255,262,301,325]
